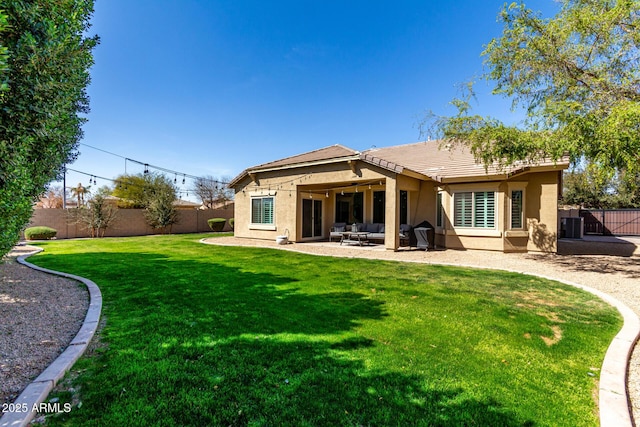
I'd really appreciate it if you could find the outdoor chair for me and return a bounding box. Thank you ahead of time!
[399,224,412,246]
[330,222,347,242]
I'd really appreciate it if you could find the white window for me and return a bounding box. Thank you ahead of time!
[453,191,495,229]
[251,197,274,225]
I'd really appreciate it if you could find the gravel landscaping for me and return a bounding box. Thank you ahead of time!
[0,246,88,406]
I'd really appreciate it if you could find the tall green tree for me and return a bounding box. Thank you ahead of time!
[112,173,178,209]
[68,189,119,238]
[0,10,8,95]
[431,0,639,181]
[0,1,98,256]
[112,174,149,208]
[111,172,180,232]
[144,184,180,234]
[563,167,640,208]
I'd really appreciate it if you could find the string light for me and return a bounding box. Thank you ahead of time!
[78,143,229,187]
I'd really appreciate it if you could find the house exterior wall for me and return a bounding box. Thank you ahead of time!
[232,160,561,253]
[524,171,561,252]
[433,171,560,253]
[233,161,395,243]
[439,181,505,251]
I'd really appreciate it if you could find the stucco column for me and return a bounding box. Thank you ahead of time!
[384,177,399,250]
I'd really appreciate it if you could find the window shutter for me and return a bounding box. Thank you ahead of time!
[454,192,472,227]
[263,197,274,224]
[511,190,523,229]
[474,191,495,228]
[251,199,262,223]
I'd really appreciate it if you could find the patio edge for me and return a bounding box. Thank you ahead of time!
[0,247,102,427]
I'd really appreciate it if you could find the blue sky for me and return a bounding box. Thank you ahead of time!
[60,0,558,199]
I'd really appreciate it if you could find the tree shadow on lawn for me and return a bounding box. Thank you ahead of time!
[37,252,531,426]
[58,337,528,427]
[70,251,390,338]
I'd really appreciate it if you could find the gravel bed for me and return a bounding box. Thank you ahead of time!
[0,248,88,405]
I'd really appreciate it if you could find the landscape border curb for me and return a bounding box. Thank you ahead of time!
[0,247,102,427]
[201,238,640,426]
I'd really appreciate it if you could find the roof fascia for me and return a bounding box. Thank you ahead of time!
[249,155,362,174]
[438,162,570,184]
[229,155,362,188]
[358,153,435,181]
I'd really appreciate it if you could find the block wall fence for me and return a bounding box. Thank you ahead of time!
[24,207,234,239]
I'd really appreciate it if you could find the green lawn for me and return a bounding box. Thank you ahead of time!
[29,234,620,426]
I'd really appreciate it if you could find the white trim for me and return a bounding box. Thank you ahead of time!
[249,190,277,197]
[451,189,498,231]
[435,190,444,232]
[507,182,528,231]
[249,224,277,231]
[452,229,503,237]
[504,230,528,238]
[250,195,275,228]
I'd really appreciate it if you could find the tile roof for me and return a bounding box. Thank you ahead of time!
[361,140,569,181]
[249,144,359,170]
[229,140,569,187]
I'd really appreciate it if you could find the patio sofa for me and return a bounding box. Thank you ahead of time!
[353,223,386,242]
[329,222,412,242]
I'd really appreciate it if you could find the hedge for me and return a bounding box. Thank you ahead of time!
[24,226,57,240]
[207,218,226,232]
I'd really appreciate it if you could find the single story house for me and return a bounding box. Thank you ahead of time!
[229,140,570,252]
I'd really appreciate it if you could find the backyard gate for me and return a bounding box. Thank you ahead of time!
[579,209,640,236]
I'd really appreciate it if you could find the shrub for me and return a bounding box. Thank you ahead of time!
[229,218,234,230]
[207,218,226,232]
[24,226,57,240]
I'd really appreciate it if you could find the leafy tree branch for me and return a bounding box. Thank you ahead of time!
[429,0,639,188]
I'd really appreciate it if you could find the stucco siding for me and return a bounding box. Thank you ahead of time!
[525,171,561,252]
[231,147,565,253]
[233,161,395,242]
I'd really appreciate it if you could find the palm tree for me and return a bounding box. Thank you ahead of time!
[70,182,91,207]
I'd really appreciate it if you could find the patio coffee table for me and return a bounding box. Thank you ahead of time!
[340,231,370,246]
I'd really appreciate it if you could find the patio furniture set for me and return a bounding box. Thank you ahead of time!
[330,222,430,250]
